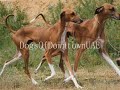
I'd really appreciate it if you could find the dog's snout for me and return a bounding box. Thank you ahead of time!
[111,13,120,20]
[76,19,83,24]
[76,18,83,24]
[72,18,83,24]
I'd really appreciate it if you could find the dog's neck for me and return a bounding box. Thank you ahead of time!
[94,14,106,24]
[93,15,106,38]
[61,20,66,31]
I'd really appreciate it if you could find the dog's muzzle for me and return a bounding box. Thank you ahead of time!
[110,12,120,20]
[72,18,83,24]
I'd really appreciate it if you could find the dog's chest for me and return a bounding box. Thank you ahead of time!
[61,29,67,44]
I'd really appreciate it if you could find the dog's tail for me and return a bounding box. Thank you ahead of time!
[5,14,16,34]
[29,13,50,25]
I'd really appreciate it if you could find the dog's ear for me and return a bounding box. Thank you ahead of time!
[95,6,104,14]
[60,11,65,21]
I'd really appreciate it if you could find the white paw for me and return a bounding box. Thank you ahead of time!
[44,76,52,81]
[76,84,83,89]
[44,73,55,81]
[64,76,72,82]
[31,78,38,85]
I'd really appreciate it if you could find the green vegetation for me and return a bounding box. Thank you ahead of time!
[0,0,120,70]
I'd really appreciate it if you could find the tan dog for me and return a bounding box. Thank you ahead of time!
[35,3,120,80]
[0,9,83,88]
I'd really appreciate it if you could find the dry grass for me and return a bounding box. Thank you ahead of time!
[0,66,120,90]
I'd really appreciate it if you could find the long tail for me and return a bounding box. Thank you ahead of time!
[29,13,50,25]
[5,14,16,34]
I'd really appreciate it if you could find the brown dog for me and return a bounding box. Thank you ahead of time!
[35,3,120,80]
[0,9,83,88]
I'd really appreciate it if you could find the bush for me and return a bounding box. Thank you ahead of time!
[0,2,27,68]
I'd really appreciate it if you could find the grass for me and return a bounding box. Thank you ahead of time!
[0,0,120,90]
[0,0,120,69]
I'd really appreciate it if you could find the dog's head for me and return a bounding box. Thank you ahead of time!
[60,9,83,24]
[95,3,120,20]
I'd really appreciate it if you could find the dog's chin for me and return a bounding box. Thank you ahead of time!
[111,16,120,20]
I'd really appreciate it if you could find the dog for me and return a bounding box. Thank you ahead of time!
[0,9,83,88]
[35,3,120,81]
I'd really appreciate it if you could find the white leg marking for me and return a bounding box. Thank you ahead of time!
[64,70,69,79]
[64,75,71,82]
[44,64,56,81]
[102,53,120,76]
[64,69,77,82]
[0,52,22,76]
[31,77,38,85]
[69,71,83,88]
[34,59,44,74]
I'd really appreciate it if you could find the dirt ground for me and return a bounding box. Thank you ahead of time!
[1,0,120,19]
[0,66,120,90]
[1,0,77,19]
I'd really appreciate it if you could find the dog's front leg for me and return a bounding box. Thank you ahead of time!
[98,38,120,76]
[44,50,56,81]
[62,51,83,89]
[34,56,46,74]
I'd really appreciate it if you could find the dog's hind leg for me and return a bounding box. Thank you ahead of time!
[0,50,22,76]
[35,50,61,74]
[34,56,46,74]
[20,48,38,85]
[59,53,69,79]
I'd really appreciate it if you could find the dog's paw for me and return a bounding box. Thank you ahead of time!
[64,76,72,82]
[75,84,83,89]
[31,78,38,85]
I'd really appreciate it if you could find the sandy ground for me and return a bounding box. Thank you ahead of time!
[1,0,77,19]
[1,0,120,19]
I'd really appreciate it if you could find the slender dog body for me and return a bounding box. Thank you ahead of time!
[35,3,120,79]
[71,3,120,75]
[0,9,83,88]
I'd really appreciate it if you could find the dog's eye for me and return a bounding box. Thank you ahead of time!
[71,12,75,16]
[109,7,115,11]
